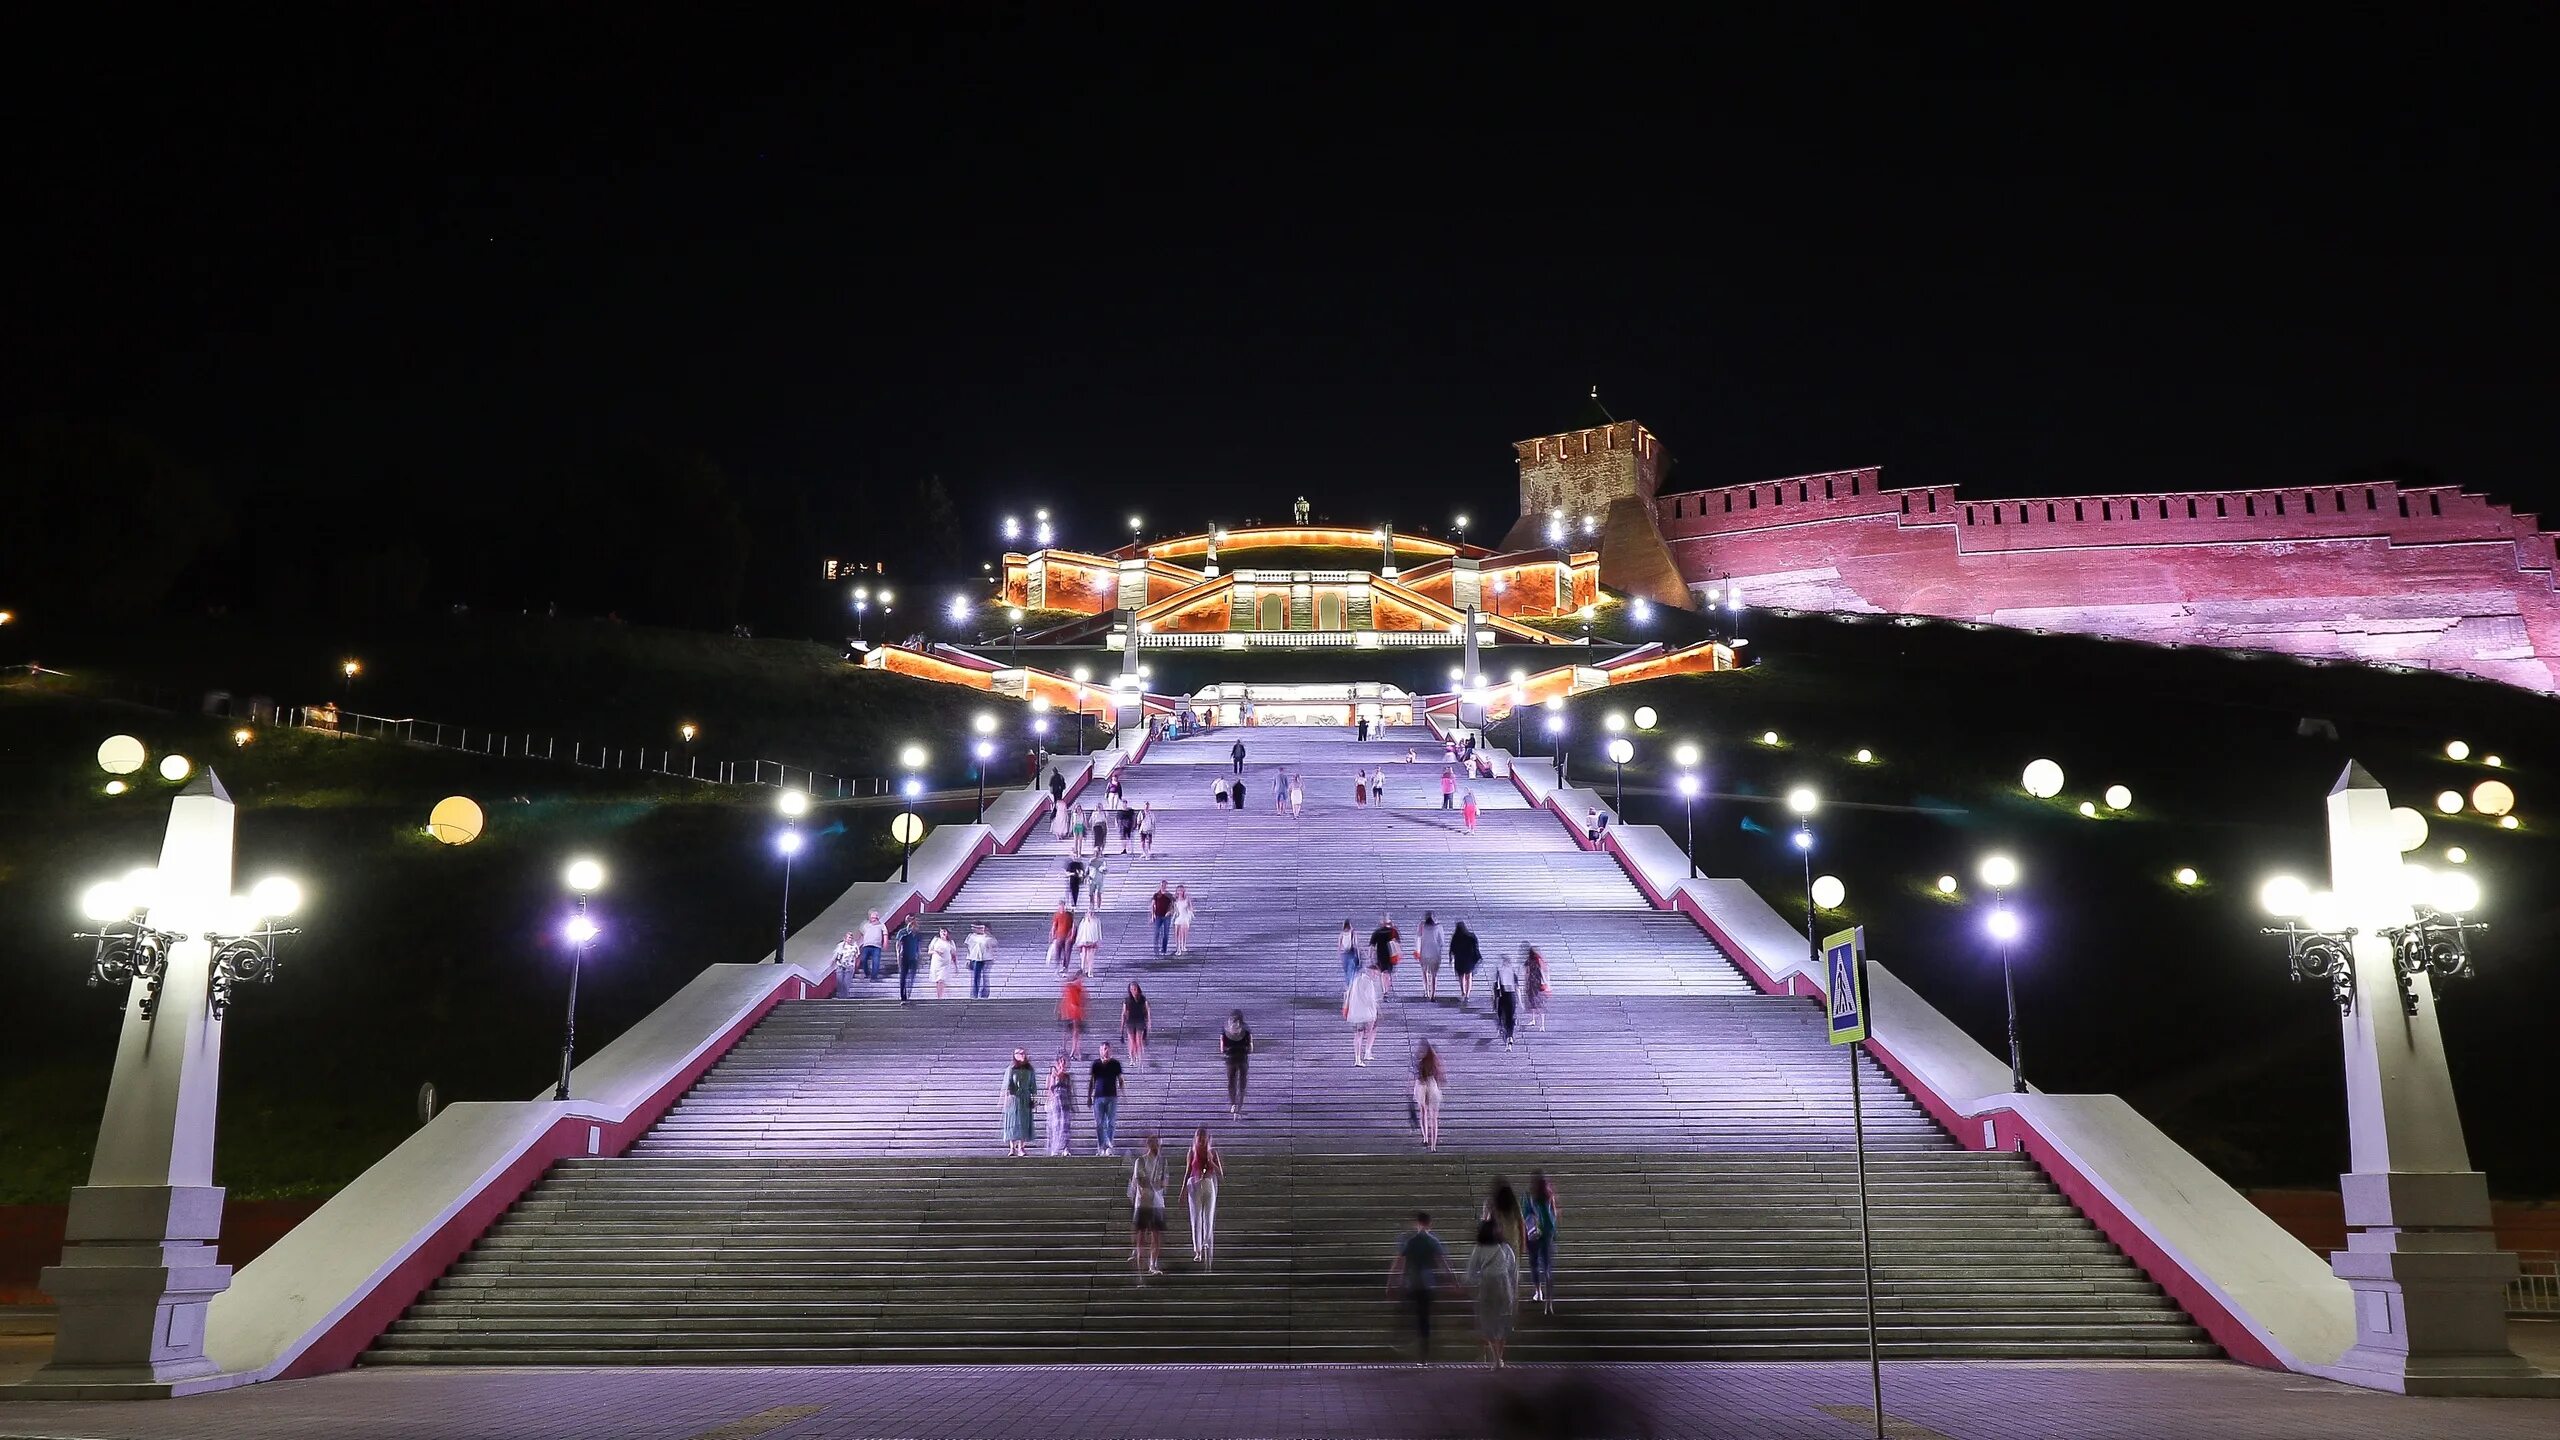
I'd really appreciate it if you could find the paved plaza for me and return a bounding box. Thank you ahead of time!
[8,1357,2560,1439]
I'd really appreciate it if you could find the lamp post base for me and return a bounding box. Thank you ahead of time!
[2314,1168,2559,1396]
[21,1184,244,1400]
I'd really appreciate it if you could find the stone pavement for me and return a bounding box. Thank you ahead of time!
[6,1360,2560,1439]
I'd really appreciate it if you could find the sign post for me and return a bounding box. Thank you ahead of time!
[1825,925,1885,1440]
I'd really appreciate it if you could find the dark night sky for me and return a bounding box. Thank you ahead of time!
[7,6,2554,600]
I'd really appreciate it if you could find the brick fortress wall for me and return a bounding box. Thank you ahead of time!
[1648,466,2560,694]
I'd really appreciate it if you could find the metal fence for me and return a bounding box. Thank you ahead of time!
[281,704,887,797]
[2513,1251,2559,1316]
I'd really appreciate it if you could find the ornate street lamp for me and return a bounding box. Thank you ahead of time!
[1787,787,1820,976]
[76,871,301,1021]
[1072,666,1092,755]
[1606,737,1634,812]
[774,829,804,965]
[1675,772,1701,877]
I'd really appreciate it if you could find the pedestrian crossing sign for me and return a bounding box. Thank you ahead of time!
[1824,926,1868,1045]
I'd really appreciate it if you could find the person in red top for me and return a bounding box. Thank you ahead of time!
[1151,883,1175,956]
[1048,904,1074,974]
[1059,975,1088,1058]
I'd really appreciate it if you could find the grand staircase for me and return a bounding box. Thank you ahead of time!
[370,727,2214,1364]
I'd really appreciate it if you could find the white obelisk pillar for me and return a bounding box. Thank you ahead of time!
[25,771,243,1398]
[2321,762,2544,1394]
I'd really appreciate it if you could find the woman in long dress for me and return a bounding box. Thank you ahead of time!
[927,928,957,999]
[1043,1053,1075,1155]
[1051,797,1072,844]
[1466,1216,1519,1367]
[1003,1048,1038,1157]
[1416,911,1444,1000]
[1354,774,1368,807]
[1523,946,1549,1030]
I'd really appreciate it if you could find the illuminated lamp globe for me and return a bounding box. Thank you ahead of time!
[1761,730,1780,746]
[564,915,600,946]
[1979,854,2019,890]
[2434,870,2481,914]
[2259,874,2310,918]
[2435,790,2464,815]
[776,829,805,857]
[104,780,127,796]
[1986,907,2022,942]
[2173,866,2200,887]
[1936,874,1959,895]
[1809,875,1846,910]
[80,880,130,922]
[1606,738,1634,765]
[2471,780,2515,817]
[1672,742,1701,768]
[2301,890,2348,935]
[2444,846,2468,864]
[2446,740,2471,761]
[1855,748,1874,764]
[1604,712,1626,733]
[563,858,606,894]
[1544,695,1565,712]
[1785,787,1818,816]
[2484,754,2504,768]
[158,754,192,782]
[2498,815,2519,830]
[2077,800,2098,818]
[899,744,927,769]
[251,876,303,917]
[426,795,485,845]
[2103,784,2132,810]
[778,789,811,819]
[2398,864,2436,910]
[1632,706,1658,731]
[2020,759,2064,799]
[2389,806,2429,852]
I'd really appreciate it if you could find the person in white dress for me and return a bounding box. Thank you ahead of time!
[926,928,956,1000]
[1076,908,1103,975]
[1344,965,1385,1065]
[1172,884,1197,955]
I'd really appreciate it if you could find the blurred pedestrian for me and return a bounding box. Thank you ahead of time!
[895,917,923,1004]
[1091,1041,1126,1156]
[1044,1053,1074,1155]
[1129,1132,1168,1275]
[1440,766,1457,809]
[1450,920,1482,1006]
[1048,903,1074,974]
[927,927,956,999]
[1413,1040,1445,1151]
[1002,1047,1037,1157]
[1385,1212,1455,1361]
[1122,981,1152,1065]
[1461,789,1479,834]
[1523,945,1549,1030]
[1339,920,1362,987]
[1220,1009,1252,1115]
[1466,1217,1519,1367]
[1059,974,1088,1057]
[1138,802,1158,858]
[1185,1126,1224,1269]
[1075,907,1102,975]
[1524,1171,1560,1310]
[966,921,996,999]
[1417,911,1444,1000]
[1345,964,1385,1065]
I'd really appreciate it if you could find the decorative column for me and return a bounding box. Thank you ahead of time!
[27,773,245,1398]
[1457,606,1486,731]
[1113,609,1142,730]
[2320,763,2545,1394]
[1378,527,1398,579]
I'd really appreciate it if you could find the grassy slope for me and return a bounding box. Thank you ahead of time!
[0,617,1047,1202]
[1534,610,2559,1193]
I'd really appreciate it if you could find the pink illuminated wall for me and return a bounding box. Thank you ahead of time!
[1652,468,2560,694]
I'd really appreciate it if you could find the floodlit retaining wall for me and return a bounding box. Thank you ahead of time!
[205,741,1129,1383]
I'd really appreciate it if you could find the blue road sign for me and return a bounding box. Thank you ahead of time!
[1825,926,1867,1045]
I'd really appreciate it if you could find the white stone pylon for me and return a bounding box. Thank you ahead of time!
[2316,762,2551,1395]
[22,770,248,1399]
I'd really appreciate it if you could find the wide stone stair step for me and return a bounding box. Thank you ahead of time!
[372,1152,2212,1365]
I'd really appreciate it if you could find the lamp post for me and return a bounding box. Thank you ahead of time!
[898,778,923,880]
[557,858,605,1101]
[1787,787,1820,975]
[34,775,305,1397]
[1072,667,1091,755]
[1008,607,1025,660]
[972,740,994,820]
[2246,765,2544,1392]
[1128,514,1143,551]
[774,828,804,963]
[1606,737,1633,812]
[1674,743,1703,877]
[1978,853,2024,1093]
[851,588,870,645]
[340,657,361,701]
